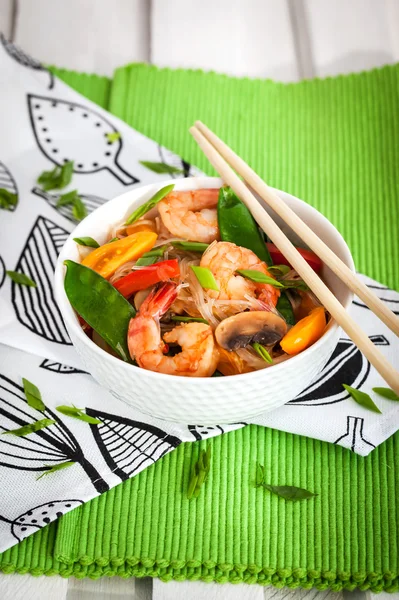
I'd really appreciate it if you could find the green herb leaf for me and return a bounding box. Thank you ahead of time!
[256,463,265,487]
[211,370,224,377]
[139,161,184,175]
[108,237,118,243]
[56,405,101,424]
[37,161,74,191]
[268,265,291,276]
[276,292,295,326]
[282,279,309,291]
[187,447,211,499]
[56,189,79,207]
[2,418,55,437]
[125,184,175,225]
[262,484,317,501]
[172,241,209,253]
[72,196,87,222]
[37,461,75,480]
[373,387,399,402]
[73,237,100,248]
[187,466,198,500]
[343,384,382,414]
[105,131,121,143]
[23,378,46,411]
[236,269,284,287]
[171,315,209,324]
[191,266,219,291]
[6,271,36,287]
[252,343,273,364]
[0,188,18,210]
[135,246,167,266]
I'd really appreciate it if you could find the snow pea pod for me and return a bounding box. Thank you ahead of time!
[217,187,272,265]
[64,260,135,362]
[276,291,295,326]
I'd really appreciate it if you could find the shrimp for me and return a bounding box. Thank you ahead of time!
[128,282,219,377]
[158,189,219,243]
[200,241,280,308]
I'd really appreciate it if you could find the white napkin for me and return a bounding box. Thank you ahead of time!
[0,38,398,554]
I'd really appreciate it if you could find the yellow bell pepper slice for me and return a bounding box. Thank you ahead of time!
[280,307,326,356]
[82,231,157,279]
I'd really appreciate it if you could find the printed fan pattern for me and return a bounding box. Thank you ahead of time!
[11,216,71,344]
[0,37,398,555]
[0,160,18,210]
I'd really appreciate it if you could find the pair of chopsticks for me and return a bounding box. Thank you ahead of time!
[190,121,399,394]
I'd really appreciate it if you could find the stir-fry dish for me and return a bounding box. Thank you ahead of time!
[64,185,329,377]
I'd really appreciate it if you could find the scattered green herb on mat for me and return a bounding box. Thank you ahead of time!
[255,464,317,501]
[6,271,36,287]
[56,405,101,425]
[37,161,74,191]
[343,384,382,414]
[0,188,17,210]
[139,161,184,175]
[2,418,55,437]
[23,378,46,411]
[373,387,399,402]
[37,461,75,480]
[187,446,212,499]
[106,132,121,143]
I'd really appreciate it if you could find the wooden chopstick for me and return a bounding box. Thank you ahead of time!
[189,124,399,394]
[194,120,399,339]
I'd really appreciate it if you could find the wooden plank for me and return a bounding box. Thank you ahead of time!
[66,576,152,599]
[0,0,14,39]
[265,587,344,600]
[153,579,263,600]
[303,0,396,76]
[151,0,299,81]
[0,573,68,600]
[14,0,150,75]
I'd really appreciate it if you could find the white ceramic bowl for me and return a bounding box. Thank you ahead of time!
[55,177,355,424]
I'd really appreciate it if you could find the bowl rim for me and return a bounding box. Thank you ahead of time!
[55,176,355,385]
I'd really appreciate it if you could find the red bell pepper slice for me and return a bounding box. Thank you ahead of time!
[113,259,180,298]
[266,243,322,274]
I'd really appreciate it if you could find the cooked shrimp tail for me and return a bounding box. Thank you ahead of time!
[140,281,178,320]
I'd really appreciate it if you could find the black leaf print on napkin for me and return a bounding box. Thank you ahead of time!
[354,283,399,315]
[0,499,83,542]
[11,215,71,344]
[0,160,18,211]
[0,34,54,89]
[86,408,181,482]
[288,334,389,406]
[158,145,199,178]
[32,186,107,224]
[334,416,375,453]
[27,94,140,185]
[0,374,109,493]
[0,256,5,289]
[39,359,88,375]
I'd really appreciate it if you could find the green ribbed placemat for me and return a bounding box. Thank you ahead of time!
[1,63,399,592]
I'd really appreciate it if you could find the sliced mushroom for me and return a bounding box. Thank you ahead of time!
[215,311,287,351]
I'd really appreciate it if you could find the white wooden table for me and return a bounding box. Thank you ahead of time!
[1,1,399,599]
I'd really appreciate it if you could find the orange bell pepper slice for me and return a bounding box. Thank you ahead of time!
[82,231,157,279]
[280,307,326,356]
